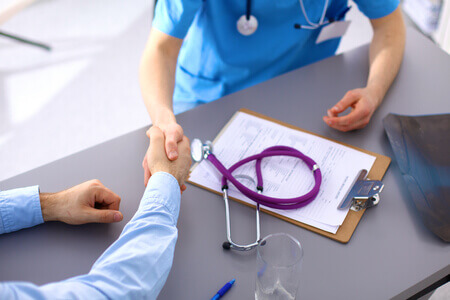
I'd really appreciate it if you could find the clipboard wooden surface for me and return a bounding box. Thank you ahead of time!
[188,108,391,243]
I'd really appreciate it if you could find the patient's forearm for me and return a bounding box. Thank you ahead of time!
[0,173,180,300]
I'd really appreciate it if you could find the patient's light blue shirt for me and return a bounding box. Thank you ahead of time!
[153,0,399,113]
[0,172,181,300]
[0,185,43,234]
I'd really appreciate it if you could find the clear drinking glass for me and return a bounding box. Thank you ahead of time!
[255,233,303,300]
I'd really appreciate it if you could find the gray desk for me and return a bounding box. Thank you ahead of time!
[1,28,449,299]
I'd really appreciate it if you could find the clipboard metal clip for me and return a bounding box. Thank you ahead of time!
[338,169,384,212]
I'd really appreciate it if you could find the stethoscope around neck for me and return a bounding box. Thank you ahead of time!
[191,139,322,251]
[237,0,330,35]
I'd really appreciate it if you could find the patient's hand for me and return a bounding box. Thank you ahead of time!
[40,180,123,225]
[144,126,191,190]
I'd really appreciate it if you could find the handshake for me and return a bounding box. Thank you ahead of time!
[142,126,192,191]
[41,126,192,226]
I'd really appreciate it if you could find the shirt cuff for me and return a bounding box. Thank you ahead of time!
[0,185,43,234]
[140,172,181,221]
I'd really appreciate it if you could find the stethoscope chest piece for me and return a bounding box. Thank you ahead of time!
[191,138,213,162]
[237,15,258,36]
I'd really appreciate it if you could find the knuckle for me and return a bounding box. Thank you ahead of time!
[100,213,109,223]
[166,139,176,147]
[171,130,183,141]
[152,126,163,135]
[151,131,164,142]
[361,107,370,117]
[177,125,184,136]
[148,126,156,134]
[89,179,102,186]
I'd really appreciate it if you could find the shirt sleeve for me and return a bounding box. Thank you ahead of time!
[353,0,400,19]
[0,172,181,300]
[0,186,43,235]
[152,0,203,39]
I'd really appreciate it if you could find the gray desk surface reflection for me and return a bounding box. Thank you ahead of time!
[1,28,449,299]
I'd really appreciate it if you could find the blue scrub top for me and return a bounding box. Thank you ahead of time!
[153,0,399,109]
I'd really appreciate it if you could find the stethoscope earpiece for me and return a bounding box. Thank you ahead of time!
[222,241,232,250]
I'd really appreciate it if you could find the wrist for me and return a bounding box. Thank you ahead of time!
[366,83,385,107]
[40,192,60,222]
[154,107,176,126]
[151,169,182,188]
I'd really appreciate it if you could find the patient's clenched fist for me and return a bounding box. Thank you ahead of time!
[40,180,123,225]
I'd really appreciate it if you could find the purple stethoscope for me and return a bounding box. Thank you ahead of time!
[191,139,322,251]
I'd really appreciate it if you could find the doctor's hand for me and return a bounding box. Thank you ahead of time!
[144,126,191,190]
[151,122,184,161]
[322,88,381,132]
[40,180,123,225]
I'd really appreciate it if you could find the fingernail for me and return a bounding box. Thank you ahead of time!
[114,213,122,222]
[328,121,332,125]
[169,151,177,158]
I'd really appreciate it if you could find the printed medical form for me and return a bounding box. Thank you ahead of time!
[189,112,376,233]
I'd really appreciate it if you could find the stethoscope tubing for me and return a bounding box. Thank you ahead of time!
[299,0,329,28]
[207,146,322,209]
[222,188,261,251]
[241,0,330,32]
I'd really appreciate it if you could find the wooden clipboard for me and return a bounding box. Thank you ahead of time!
[188,108,391,243]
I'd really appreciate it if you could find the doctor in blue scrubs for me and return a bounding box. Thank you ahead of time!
[139,0,405,176]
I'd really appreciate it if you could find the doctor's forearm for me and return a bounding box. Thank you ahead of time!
[140,49,176,125]
[139,29,182,126]
[366,8,406,106]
